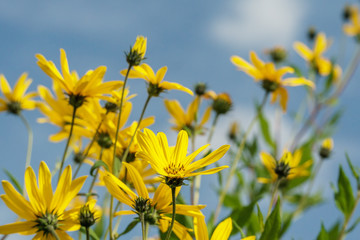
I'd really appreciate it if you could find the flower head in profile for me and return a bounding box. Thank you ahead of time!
[319,138,334,159]
[0,161,87,239]
[136,128,229,188]
[0,73,37,115]
[126,35,147,66]
[120,63,193,97]
[343,7,360,41]
[164,96,211,135]
[194,216,256,240]
[258,150,313,184]
[104,162,202,239]
[231,51,314,111]
[36,49,122,108]
[293,33,332,75]
[205,91,232,115]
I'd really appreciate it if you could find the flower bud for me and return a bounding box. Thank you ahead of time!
[212,93,232,115]
[319,138,333,159]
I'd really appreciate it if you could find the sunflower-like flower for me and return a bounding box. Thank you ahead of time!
[0,161,87,239]
[258,150,313,184]
[164,96,211,135]
[231,51,314,111]
[120,63,193,97]
[0,73,37,115]
[194,216,256,240]
[293,33,332,76]
[343,7,360,41]
[36,49,123,108]
[136,129,229,188]
[104,162,203,239]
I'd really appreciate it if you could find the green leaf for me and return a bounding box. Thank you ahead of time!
[257,204,264,232]
[346,216,360,234]
[260,199,281,240]
[334,166,355,217]
[224,193,241,208]
[3,169,23,193]
[316,223,329,240]
[90,161,109,176]
[116,220,139,238]
[279,213,293,237]
[230,201,256,230]
[346,153,359,180]
[93,215,105,239]
[80,226,100,240]
[258,111,276,150]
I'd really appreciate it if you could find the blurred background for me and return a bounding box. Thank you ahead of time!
[0,0,359,239]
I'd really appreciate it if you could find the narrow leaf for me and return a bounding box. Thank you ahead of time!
[260,199,281,240]
[3,169,23,193]
[90,161,109,176]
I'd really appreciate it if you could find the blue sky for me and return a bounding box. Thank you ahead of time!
[0,0,359,239]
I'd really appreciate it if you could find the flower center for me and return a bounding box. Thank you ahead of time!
[274,161,291,179]
[164,163,186,176]
[6,101,21,115]
[34,212,60,235]
[261,79,279,92]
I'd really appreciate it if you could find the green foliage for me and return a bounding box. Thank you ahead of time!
[260,200,281,240]
[258,109,276,151]
[3,169,22,193]
[333,166,355,217]
[90,160,109,176]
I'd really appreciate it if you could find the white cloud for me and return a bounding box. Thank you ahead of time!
[210,0,308,49]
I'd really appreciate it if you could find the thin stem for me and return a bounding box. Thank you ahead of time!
[120,94,152,164]
[86,148,104,202]
[48,226,60,240]
[213,92,268,224]
[338,190,360,240]
[86,227,90,240]
[266,179,281,218]
[113,202,123,234]
[109,196,114,240]
[165,187,177,240]
[58,106,77,183]
[140,213,148,240]
[73,113,107,179]
[19,113,33,171]
[112,64,132,174]
[207,113,219,144]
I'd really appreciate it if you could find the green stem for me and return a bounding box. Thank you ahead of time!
[73,113,107,179]
[140,213,148,240]
[86,148,104,202]
[113,202,123,234]
[207,113,219,144]
[19,113,33,197]
[58,106,77,183]
[338,190,360,240]
[86,227,90,240]
[213,92,269,224]
[165,187,177,240]
[109,196,114,240]
[112,64,132,174]
[48,226,60,240]
[266,179,281,218]
[120,94,152,164]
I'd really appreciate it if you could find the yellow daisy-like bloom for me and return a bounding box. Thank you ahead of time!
[126,35,147,66]
[136,128,229,187]
[120,63,193,96]
[36,49,123,107]
[164,96,211,134]
[319,138,334,159]
[231,51,314,111]
[343,6,360,37]
[0,73,37,114]
[258,150,313,184]
[0,161,87,239]
[104,162,203,239]
[194,216,257,240]
[293,33,332,76]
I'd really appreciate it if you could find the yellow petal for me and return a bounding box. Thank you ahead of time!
[173,130,189,166]
[293,42,313,61]
[114,210,136,216]
[155,66,168,84]
[38,161,53,208]
[0,221,37,235]
[314,33,327,56]
[160,81,194,95]
[123,162,149,199]
[211,217,233,240]
[282,77,315,89]
[194,216,209,240]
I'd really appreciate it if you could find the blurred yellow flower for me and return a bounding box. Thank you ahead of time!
[0,161,87,238]
[258,150,313,184]
[319,138,334,159]
[36,49,122,108]
[343,6,360,37]
[0,73,37,114]
[120,63,193,96]
[293,33,332,76]
[136,129,229,187]
[164,96,211,134]
[231,51,314,111]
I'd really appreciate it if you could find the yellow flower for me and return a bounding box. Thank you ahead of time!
[231,51,314,111]
[120,63,193,96]
[164,96,211,134]
[136,128,229,187]
[194,216,256,240]
[0,161,87,239]
[126,35,147,66]
[343,6,360,37]
[293,33,332,76]
[258,150,313,184]
[319,138,334,159]
[36,49,122,107]
[104,162,202,239]
[0,73,37,114]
